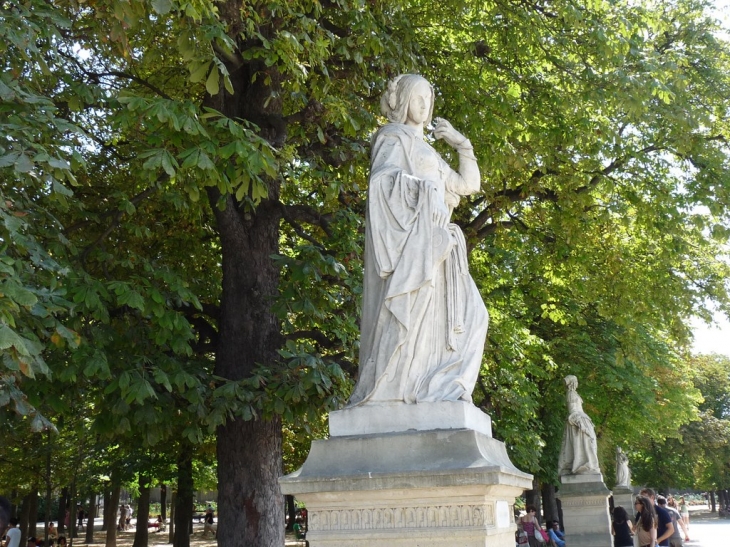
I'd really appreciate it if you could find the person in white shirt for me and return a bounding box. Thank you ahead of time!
[4,518,21,547]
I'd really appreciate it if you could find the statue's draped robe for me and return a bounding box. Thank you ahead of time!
[349,123,488,406]
[558,390,601,475]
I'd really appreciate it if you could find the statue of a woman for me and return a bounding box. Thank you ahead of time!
[558,375,601,475]
[348,74,489,406]
[615,446,631,487]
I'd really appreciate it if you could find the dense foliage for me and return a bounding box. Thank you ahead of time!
[1,0,730,545]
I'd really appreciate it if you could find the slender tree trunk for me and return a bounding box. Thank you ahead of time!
[102,489,110,532]
[28,487,38,538]
[45,432,52,547]
[168,492,175,545]
[160,485,167,524]
[69,481,77,545]
[206,5,286,545]
[525,477,542,523]
[10,489,18,519]
[86,494,97,543]
[19,493,30,547]
[173,450,193,547]
[105,480,120,547]
[132,478,151,547]
[541,483,559,525]
[285,495,296,531]
[58,487,69,534]
[710,491,716,512]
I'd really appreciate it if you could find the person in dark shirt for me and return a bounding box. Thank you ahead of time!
[640,488,673,546]
[611,506,634,547]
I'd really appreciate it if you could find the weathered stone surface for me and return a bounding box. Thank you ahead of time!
[280,429,532,546]
[612,485,635,516]
[558,475,612,547]
[330,401,492,438]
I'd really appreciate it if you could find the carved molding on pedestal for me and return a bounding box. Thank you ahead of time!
[309,503,501,532]
[560,496,609,507]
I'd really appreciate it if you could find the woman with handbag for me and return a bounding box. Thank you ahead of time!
[517,505,543,546]
[633,496,657,547]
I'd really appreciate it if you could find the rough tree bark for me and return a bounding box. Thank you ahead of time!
[19,494,30,546]
[28,488,38,538]
[541,483,559,526]
[173,450,193,547]
[206,3,286,546]
[105,480,120,547]
[57,488,68,534]
[160,484,167,524]
[285,495,296,532]
[525,477,542,523]
[101,489,110,532]
[85,494,97,544]
[168,492,176,545]
[132,478,151,547]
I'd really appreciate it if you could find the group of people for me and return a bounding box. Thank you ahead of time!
[517,506,565,546]
[117,504,133,531]
[2,518,67,547]
[612,488,691,547]
[517,488,693,547]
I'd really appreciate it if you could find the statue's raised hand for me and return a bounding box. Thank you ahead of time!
[433,117,469,149]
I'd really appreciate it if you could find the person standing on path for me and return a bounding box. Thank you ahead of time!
[633,496,657,547]
[3,518,21,547]
[640,488,674,547]
[611,506,634,547]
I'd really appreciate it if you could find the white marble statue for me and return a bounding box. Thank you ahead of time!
[558,375,601,475]
[348,74,488,406]
[615,446,631,487]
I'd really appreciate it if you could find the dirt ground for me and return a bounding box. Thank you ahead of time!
[58,523,305,546]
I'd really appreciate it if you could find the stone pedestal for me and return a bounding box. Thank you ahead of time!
[558,474,612,547]
[280,403,532,546]
[612,485,634,514]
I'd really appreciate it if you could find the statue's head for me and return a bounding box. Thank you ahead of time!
[380,74,435,126]
[564,375,578,390]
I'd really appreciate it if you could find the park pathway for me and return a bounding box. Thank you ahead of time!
[682,509,730,547]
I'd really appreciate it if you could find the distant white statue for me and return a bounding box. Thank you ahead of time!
[558,375,601,475]
[348,74,488,406]
[615,446,631,487]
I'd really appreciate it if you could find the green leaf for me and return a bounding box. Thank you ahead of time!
[206,67,220,96]
[151,0,173,15]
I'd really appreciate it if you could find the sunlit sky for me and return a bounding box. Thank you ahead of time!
[690,0,730,356]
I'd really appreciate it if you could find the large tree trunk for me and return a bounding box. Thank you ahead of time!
[132,478,151,547]
[206,4,286,546]
[208,46,284,547]
[173,450,193,547]
[105,480,120,547]
[86,494,97,544]
[541,482,559,526]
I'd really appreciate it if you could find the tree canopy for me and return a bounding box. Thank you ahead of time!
[2,0,730,545]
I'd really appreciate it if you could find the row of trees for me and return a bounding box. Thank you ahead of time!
[2,0,730,545]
